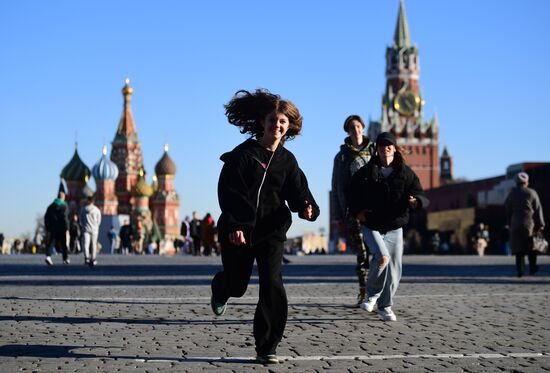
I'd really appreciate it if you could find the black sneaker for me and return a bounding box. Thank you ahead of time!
[256,354,279,364]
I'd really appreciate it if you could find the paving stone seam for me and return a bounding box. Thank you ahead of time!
[132,352,550,364]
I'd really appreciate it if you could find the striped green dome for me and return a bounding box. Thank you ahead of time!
[60,149,91,182]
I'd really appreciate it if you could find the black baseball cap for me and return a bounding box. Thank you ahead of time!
[376,132,397,146]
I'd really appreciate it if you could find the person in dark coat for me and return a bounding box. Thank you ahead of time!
[331,114,374,306]
[505,172,545,277]
[210,89,319,364]
[119,220,134,255]
[44,191,70,265]
[201,213,216,256]
[350,132,429,321]
[190,211,202,256]
[68,213,81,254]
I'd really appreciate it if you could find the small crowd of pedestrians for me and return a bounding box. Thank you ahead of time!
[180,211,219,256]
[44,193,101,267]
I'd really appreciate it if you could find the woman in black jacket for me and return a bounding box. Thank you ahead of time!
[210,89,319,364]
[350,132,428,321]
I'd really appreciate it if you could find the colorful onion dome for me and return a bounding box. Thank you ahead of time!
[132,169,153,197]
[92,145,119,181]
[60,146,91,182]
[154,144,177,176]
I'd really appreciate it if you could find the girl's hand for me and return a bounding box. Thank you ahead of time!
[302,201,313,220]
[409,196,419,209]
[229,231,246,246]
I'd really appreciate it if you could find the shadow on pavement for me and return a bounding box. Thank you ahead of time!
[0,344,97,358]
[0,262,548,286]
[0,344,258,364]
[0,314,365,326]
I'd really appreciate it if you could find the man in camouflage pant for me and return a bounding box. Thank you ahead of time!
[331,115,373,305]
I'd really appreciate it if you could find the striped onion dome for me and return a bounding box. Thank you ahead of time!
[92,146,119,181]
[60,146,91,182]
[154,144,177,176]
[132,169,153,197]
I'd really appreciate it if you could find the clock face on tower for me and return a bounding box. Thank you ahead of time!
[394,90,420,116]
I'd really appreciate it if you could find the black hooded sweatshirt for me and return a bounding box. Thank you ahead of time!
[217,139,320,245]
[349,157,429,233]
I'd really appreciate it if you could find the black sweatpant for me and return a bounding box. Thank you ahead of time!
[211,238,287,356]
[46,232,68,261]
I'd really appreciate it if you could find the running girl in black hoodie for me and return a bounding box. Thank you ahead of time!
[211,89,319,364]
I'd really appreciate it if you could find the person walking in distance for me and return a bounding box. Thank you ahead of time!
[190,211,202,256]
[331,114,374,306]
[210,89,319,364]
[119,220,133,255]
[350,132,429,321]
[108,226,118,255]
[505,172,545,277]
[80,196,102,266]
[180,216,191,255]
[44,191,70,265]
[68,213,81,254]
[201,213,217,256]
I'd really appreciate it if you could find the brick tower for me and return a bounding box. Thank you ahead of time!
[439,145,453,185]
[369,0,439,189]
[110,78,144,215]
[151,144,180,237]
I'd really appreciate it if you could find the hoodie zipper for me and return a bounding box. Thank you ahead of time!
[250,151,275,246]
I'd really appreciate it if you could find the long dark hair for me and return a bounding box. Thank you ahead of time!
[224,89,303,141]
[375,144,408,169]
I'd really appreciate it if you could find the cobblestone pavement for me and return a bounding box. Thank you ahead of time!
[1,254,549,372]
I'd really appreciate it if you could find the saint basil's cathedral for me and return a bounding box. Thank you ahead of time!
[58,78,180,253]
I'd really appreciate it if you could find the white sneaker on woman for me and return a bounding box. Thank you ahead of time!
[378,307,397,321]
[360,297,378,312]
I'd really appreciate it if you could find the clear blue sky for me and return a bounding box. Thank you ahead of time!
[1,0,548,239]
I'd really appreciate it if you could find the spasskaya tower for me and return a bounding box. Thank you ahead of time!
[368,0,440,189]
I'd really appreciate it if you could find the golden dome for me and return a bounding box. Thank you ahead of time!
[132,169,153,197]
[122,77,134,96]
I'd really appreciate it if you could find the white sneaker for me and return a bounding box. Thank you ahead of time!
[63,259,70,264]
[378,307,397,321]
[360,297,378,312]
[45,256,53,266]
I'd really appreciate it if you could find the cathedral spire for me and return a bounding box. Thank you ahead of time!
[393,0,411,49]
[115,77,138,141]
[110,77,144,215]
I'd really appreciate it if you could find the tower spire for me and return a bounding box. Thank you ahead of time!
[110,77,144,215]
[393,0,411,49]
[115,77,137,140]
